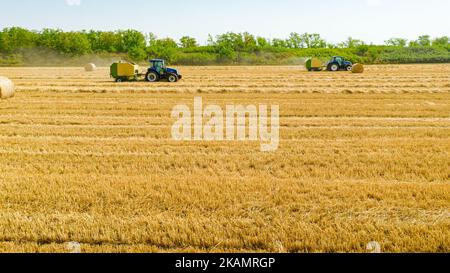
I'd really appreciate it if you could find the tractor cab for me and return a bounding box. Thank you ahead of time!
[146,59,182,82]
[150,59,165,74]
[331,56,343,66]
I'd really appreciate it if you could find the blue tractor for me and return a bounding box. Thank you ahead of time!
[326,56,353,72]
[145,59,182,82]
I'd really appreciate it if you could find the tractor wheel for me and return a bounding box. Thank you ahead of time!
[330,64,339,72]
[167,74,178,83]
[116,78,123,83]
[346,65,352,71]
[146,72,159,82]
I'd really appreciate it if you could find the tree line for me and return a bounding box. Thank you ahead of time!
[1,27,449,66]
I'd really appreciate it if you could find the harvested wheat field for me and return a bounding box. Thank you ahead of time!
[0,64,449,253]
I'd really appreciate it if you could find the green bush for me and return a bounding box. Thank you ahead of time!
[172,52,217,65]
[1,28,449,66]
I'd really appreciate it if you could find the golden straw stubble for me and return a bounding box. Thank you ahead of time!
[0,64,449,253]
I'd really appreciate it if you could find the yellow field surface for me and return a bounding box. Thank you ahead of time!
[0,64,449,253]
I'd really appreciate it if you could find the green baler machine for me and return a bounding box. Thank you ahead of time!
[110,61,141,82]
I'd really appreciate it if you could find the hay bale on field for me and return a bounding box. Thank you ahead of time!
[0,76,15,99]
[85,63,96,72]
[352,63,364,74]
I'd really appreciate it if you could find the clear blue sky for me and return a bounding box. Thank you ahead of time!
[1,0,449,44]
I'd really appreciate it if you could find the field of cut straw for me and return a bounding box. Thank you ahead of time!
[0,64,449,253]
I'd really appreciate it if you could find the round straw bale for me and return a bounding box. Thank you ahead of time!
[352,63,364,74]
[0,76,15,99]
[85,63,96,72]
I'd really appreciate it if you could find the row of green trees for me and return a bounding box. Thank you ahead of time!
[1,27,449,65]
